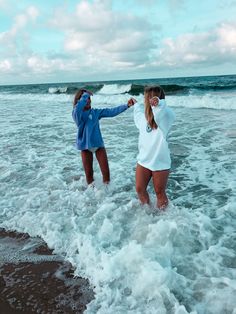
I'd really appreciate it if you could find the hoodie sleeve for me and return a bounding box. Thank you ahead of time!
[72,92,90,126]
[152,99,175,138]
[97,104,128,119]
[133,102,144,129]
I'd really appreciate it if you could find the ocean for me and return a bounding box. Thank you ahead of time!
[0,75,236,313]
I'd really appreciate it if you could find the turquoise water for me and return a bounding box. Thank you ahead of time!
[0,75,236,313]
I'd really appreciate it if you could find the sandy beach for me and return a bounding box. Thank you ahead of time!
[0,228,94,313]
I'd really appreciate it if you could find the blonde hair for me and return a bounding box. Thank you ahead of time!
[144,85,165,129]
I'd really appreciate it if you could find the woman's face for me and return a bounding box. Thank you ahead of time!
[83,96,91,110]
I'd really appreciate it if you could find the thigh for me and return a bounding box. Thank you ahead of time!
[136,163,152,191]
[95,147,109,172]
[81,150,93,172]
[152,169,169,194]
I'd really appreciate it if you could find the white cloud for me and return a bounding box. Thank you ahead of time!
[168,0,186,11]
[1,1,235,83]
[0,0,7,8]
[0,5,39,53]
[216,23,236,49]
[134,0,186,11]
[0,59,12,72]
[155,22,236,68]
[75,0,113,31]
[0,5,41,80]
[26,6,39,20]
[49,0,156,70]
[27,55,67,73]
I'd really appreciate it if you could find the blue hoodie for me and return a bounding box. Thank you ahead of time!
[72,92,128,150]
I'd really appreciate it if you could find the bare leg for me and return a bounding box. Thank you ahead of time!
[135,163,152,204]
[95,147,110,184]
[152,169,170,209]
[81,150,94,185]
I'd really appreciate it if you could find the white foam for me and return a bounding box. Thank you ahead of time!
[168,93,236,110]
[0,92,72,103]
[0,236,63,266]
[0,90,236,313]
[98,83,131,95]
[93,92,236,111]
[48,86,68,94]
[92,93,143,108]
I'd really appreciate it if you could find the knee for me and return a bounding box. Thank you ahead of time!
[136,184,146,195]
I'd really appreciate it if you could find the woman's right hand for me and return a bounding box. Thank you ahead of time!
[127,97,137,107]
[150,96,159,107]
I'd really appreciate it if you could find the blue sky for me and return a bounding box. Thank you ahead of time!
[0,0,236,85]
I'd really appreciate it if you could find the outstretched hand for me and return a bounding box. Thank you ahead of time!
[150,96,159,107]
[127,97,137,107]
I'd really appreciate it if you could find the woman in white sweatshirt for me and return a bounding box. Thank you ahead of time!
[133,85,175,209]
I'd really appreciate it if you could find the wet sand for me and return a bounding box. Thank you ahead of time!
[0,228,94,313]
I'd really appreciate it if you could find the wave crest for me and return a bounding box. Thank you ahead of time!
[48,87,67,94]
[98,84,132,95]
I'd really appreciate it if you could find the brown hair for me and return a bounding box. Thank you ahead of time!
[144,85,165,129]
[73,89,86,107]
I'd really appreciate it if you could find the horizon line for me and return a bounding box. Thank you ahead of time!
[0,73,235,87]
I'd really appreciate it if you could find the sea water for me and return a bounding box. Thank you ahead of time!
[0,75,236,313]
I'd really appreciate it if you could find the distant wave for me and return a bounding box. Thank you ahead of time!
[96,82,236,96]
[98,84,131,95]
[129,84,188,95]
[128,83,236,95]
[48,84,103,94]
[47,83,188,95]
[1,75,236,97]
[48,87,68,94]
[191,84,236,90]
[38,83,236,96]
[90,83,188,95]
[88,83,236,96]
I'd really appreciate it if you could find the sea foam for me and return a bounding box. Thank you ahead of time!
[0,88,236,313]
[97,83,132,95]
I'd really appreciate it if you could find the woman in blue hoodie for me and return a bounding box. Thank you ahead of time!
[72,89,135,185]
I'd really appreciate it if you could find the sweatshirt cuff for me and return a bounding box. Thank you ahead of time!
[76,92,90,107]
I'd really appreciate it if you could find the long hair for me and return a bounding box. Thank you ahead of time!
[144,85,165,129]
[73,89,86,107]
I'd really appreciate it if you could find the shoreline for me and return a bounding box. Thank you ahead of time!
[0,228,94,313]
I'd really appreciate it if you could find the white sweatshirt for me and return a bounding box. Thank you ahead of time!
[133,99,175,171]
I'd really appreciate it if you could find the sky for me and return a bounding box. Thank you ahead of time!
[0,0,236,85]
